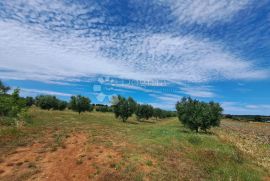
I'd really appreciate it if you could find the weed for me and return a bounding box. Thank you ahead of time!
[146,160,153,166]
[110,163,121,170]
[188,136,202,145]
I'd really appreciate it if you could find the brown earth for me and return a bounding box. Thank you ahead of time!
[0,132,123,181]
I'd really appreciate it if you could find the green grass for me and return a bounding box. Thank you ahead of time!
[0,108,268,180]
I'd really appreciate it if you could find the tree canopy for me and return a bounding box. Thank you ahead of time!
[176,97,223,132]
[135,104,154,121]
[69,95,92,114]
[0,80,10,94]
[111,95,137,122]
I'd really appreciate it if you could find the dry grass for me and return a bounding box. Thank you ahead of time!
[0,108,269,180]
[215,119,270,174]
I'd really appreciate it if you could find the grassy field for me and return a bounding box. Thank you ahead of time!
[0,108,269,181]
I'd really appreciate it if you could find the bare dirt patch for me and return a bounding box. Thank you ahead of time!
[0,132,122,181]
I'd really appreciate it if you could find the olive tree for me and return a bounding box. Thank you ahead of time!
[135,104,154,121]
[69,95,92,114]
[176,97,223,132]
[35,95,58,110]
[111,95,137,122]
[57,100,68,111]
[153,108,163,120]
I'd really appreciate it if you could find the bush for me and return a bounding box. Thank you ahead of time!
[57,100,68,111]
[25,96,35,107]
[135,104,153,121]
[69,95,92,114]
[254,116,262,122]
[0,80,10,94]
[153,108,163,120]
[176,97,223,132]
[0,88,26,117]
[111,95,137,122]
[35,95,67,111]
[35,95,59,110]
[95,104,112,112]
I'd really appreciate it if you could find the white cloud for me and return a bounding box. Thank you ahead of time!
[111,84,160,93]
[222,102,270,115]
[149,102,176,110]
[0,0,268,86]
[0,21,126,82]
[119,34,268,82]
[18,88,72,97]
[180,86,215,98]
[149,93,181,109]
[163,0,251,25]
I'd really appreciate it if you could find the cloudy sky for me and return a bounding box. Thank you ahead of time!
[0,0,270,115]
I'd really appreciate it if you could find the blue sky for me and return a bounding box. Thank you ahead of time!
[0,0,270,115]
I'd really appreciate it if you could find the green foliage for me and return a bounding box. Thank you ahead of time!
[57,100,68,111]
[254,116,262,122]
[35,95,59,110]
[135,104,154,121]
[0,80,10,94]
[152,108,176,120]
[95,104,112,112]
[153,108,163,120]
[111,95,137,122]
[35,95,67,111]
[25,96,35,107]
[0,88,26,117]
[0,95,13,116]
[69,95,92,114]
[176,97,223,132]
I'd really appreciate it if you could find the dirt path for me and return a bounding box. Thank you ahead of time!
[0,132,122,181]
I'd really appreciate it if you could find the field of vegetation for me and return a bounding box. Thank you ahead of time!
[1,108,269,181]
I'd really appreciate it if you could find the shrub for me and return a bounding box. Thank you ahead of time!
[95,104,111,112]
[135,104,154,121]
[176,97,223,132]
[69,95,92,114]
[111,95,137,122]
[254,116,262,122]
[57,100,68,111]
[153,108,163,120]
[0,88,26,117]
[35,95,58,110]
[35,95,67,111]
[0,80,10,94]
[25,96,35,107]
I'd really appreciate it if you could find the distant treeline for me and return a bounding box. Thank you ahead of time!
[0,80,175,122]
[1,80,223,132]
[224,114,270,123]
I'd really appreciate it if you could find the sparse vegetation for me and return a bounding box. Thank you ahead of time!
[0,108,268,180]
[0,81,269,180]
